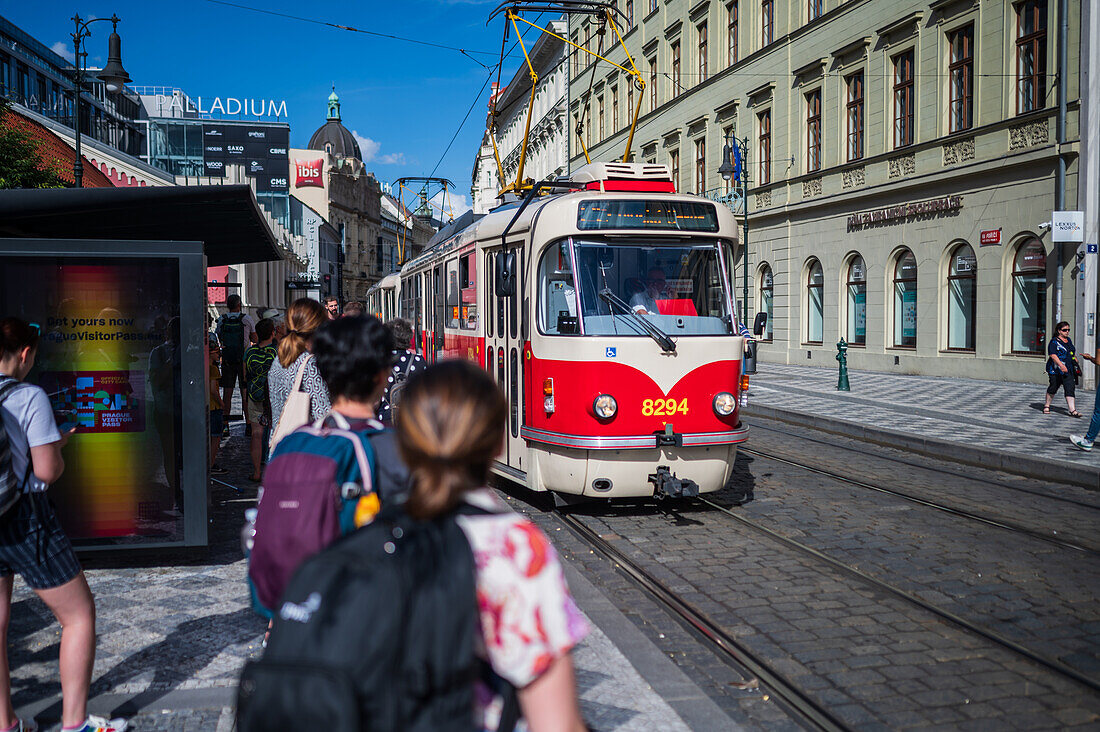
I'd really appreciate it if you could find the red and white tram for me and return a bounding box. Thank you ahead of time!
[389,162,749,500]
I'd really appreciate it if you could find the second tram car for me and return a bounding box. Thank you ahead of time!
[390,162,750,499]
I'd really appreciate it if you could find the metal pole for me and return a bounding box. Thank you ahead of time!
[741,137,749,320]
[71,17,84,189]
[1055,0,1069,321]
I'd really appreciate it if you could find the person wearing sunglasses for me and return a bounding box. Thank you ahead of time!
[1044,321,1082,417]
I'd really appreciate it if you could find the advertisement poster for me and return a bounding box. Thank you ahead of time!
[0,258,183,544]
[854,289,866,341]
[902,287,918,340]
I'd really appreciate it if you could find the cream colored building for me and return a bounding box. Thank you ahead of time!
[571,0,1083,384]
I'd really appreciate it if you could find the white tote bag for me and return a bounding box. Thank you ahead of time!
[268,357,312,456]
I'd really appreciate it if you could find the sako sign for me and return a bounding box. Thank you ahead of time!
[152,94,288,119]
[847,196,963,230]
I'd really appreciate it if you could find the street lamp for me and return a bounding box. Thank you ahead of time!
[70,14,131,188]
[717,131,750,328]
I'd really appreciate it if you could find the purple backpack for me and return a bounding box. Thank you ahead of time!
[248,413,383,614]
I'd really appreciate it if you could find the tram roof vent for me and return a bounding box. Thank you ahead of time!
[570,162,676,193]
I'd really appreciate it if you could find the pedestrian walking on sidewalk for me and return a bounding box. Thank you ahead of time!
[215,295,256,434]
[377,318,425,424]
[267,299,331,435]
[1070,343,1100,452]
[208,338,227,476]
[398,361,589,732]
[1044,321,1082,417]
[0,318,127,732]
[243,319,277,481]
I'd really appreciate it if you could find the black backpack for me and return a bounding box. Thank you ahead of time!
[236,505,517,732]
[217,312,246,363]
[0,378,30,518]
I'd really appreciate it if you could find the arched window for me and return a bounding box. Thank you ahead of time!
[1012,239,1047,353]
[806,260,824,344]
[758,264,774,341]
[892,250,917,347]
[947,243,976,351]
[846,255,866,345]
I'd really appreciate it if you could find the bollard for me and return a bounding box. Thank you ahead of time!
[836,338,850,391]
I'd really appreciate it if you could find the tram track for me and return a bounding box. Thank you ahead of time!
[738,445,1100,555]
[745,419,1100,512]
[550,506,849,732]
[696,494,1100,694]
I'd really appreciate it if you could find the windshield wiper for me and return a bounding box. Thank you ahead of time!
[598,288,677,354]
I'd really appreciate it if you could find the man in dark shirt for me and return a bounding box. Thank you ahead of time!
[243,318,277,480]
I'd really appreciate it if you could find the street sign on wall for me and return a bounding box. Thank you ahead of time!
[980,229,1001,246]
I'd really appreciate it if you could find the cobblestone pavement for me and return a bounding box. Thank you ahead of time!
[8,417,696,731]
[503,419,1100,729]
[747,363,1099,470]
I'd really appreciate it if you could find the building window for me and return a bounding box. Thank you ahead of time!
[694,138,706,194]
[1016,0,1047,114]
[947,243,977,351]
[893,250,917,348]
[846,71,864,161]
[612,86,619,131]
[808,0,822,22]
[806,260,824,344]
[624,0,634,28]
[758,110,771,185]
[806,89,821,172]
[669,149,680,191]
[1012,239,1047,354]
[698,22,708,82]
[650,0,658,13]
[727,2,739,66]
[949,24,974,132]
[761,0,774,46]
[893,50,914,148]
[671,40,681,96]
[846,255,867,346]
[571,32,581,77]
[584,25,592,69]
[758,266,774,340]
[598,96,605,140]
[626,80,634,125]
[648,55,658,111]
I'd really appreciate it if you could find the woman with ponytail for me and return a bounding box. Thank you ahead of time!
[397,361,588,732]
[267,298,331,431]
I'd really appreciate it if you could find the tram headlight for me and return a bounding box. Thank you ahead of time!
[713,392,736,416]
[593,394,618,419]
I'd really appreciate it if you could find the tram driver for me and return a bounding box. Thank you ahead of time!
[630,267,668,316]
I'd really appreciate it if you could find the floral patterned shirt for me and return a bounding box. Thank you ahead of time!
[267,352,331,430]
[456,489,588,731]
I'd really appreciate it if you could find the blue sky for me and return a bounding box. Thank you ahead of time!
[8,0,540,211]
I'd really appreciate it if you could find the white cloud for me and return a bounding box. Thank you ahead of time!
[51,42,75,63]
[350,130,406,166]
[431,191,471,218]
[377,152,406,165]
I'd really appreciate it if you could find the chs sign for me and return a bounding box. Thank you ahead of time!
[295,159,324,188]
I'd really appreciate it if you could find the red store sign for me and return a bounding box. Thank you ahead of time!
[294,159,324,188]
[980,229,1001,246]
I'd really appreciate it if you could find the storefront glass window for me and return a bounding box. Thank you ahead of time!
[846,255,866,346]
[947,243,976,351]
[759,264,773,341]
[806,260,823,344]
[1012,239,1046,353]
[893,250,917,347]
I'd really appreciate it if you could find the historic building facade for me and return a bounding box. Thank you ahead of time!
[570,0,1085,383]
[291,88,384,301]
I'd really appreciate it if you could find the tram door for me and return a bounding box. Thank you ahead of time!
[487,245,526,474]
[432,264,445,361]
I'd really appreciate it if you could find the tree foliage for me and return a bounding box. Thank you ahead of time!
[0,97,65,189]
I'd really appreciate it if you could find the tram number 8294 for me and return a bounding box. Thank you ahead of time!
[641,398,690,416]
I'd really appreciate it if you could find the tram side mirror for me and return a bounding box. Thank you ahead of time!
[753,312,768,337]
[495,251,516,298]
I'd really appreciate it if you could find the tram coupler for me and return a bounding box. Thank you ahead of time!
[649,466,699,500]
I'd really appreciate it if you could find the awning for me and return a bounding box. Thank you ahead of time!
[0,185,283,266]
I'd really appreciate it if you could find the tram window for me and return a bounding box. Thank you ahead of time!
[520,250,529,342]
[497,346,505,390]
[509,249,518,339]
[509,349,519,438]
[538,241,579,335]
[486,253,494,338]
[571,240,734,336]
[446,259,460,328]
[460,253,478,331]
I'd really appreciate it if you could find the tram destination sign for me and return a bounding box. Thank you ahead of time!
[847,195,962,231]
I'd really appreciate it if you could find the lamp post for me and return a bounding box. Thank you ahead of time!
[718,131,750,323]
[70,14,131,188]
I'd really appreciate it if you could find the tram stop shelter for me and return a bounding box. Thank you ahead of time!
[0,185,282,549]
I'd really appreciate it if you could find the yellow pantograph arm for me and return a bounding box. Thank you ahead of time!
[511,12,640,77]
[506,10,539,194]
[603,10,645,162]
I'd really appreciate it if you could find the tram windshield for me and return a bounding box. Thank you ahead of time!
[538,239,734,337]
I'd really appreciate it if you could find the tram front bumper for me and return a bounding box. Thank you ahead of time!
[648,466,700,499]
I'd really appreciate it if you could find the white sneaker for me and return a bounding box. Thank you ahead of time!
[66,716,128,732]
[1069,435,1094,451]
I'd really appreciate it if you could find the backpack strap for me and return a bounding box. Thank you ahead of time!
[290,356,309,394]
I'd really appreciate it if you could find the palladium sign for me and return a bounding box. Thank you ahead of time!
[847,196,962,231]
